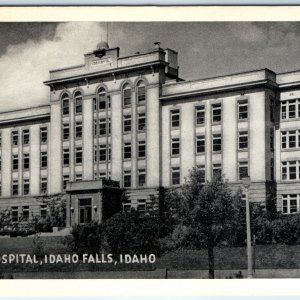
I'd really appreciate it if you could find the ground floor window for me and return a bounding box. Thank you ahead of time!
[282,194,300,214]
[22,206,29,221]
[137,199,146,212]
[11,206,19,222]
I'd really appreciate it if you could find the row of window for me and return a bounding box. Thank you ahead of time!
[281,100,300,120]
[282,161,300,181]
[282,130,300,150]
[123,168,147,188]
[61,82,146,116]
[170,101,248,129]
[62,113,146,140]
[10,127,48,147]
[123,199,147,213]
[11,152,47,171]
[62,122,83,140]
[170,132,249,156]
[10,205,48,222]
[63,141,146,166]
[12,177,47,196]
[63,147,83,166]
[282,194,300,214]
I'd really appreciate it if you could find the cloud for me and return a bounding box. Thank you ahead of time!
[0,22,106,112]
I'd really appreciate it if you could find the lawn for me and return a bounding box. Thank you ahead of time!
[0,236,300,274]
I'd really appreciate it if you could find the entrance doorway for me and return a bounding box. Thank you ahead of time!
[79,198,92,224]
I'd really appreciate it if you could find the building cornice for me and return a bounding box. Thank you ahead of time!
[0,113,50,127]
[160,79,278,101]
[44,61,167,87]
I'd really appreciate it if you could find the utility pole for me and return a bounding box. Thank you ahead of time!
[242,176,253,278]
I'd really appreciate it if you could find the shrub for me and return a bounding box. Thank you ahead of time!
[67,222,104,256]
[32,234,45,260]
[103,211,161,257]
[159,224,198,253]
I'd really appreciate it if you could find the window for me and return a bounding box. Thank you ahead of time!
[0,132,2,147]
[108,144,111,161]
[40,205,47,218]
[239,161,249,180]
[213,163,222,178]
[12,180,18,196]
[171,167,180,185]
[12,155,18,171]
[195,105,205,125]
[238,131,248,150]
[23,180,29,196]
[108,118,111,135]
[281,130,300,149]
[99,172,107,180]
[123,170,131,187]
[137,81,146,104]
[270,128,274,151]
[63,148,70,166]
[281,100,300,120]
[171,138,180,156]
[75,121,82,139]
[197,165,206,183]
[138,169,146,186]
[270,98,275,122]
[40,177,47,194]
[0,156,1,171]
[171,110,180,128]
[99,144,107,161]
[212,134,222,151]
[23,129,30,145]
[212,103,222,122]
[75,173,82,182]
[196,135,205,153]
[11,206,18,222]
[271,158,274,181]
[123,198,132,212]
[63,175,69,190]
[23,153,30,170]
[281,161,300,180]
[107,96,111,109]
[75,147,83,164]
[12,131,18,146]
[123,143,131,160]
[62,94,69,115]
[123,115,131,133]
[138,141,146,158]
[94,119,98,136]
[282,195,300,214]
[98,88,107,110]
[99,118,107,135]
[123,84,131,107]
[63,123,70,140]
[41,151,47,168]
[22,205,29,220]
[138,113,146,131]
[238,101,248,120]
[75,91,82,114]
[40,127,48,143]
[137,199,146,212]
[94,146,98,163]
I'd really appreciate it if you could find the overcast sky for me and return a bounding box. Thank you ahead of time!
[1,22,300,112]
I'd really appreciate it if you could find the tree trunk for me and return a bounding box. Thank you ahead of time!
[208,245,214,279]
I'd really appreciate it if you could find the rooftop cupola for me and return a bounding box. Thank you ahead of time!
[93,41,110,58]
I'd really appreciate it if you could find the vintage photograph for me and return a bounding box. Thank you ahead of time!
[0,19,300,279]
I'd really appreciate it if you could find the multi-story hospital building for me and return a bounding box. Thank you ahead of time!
[0,41,300,225]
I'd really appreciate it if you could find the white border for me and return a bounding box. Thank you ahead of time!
[0,5,300,297]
